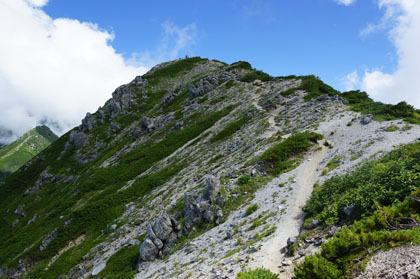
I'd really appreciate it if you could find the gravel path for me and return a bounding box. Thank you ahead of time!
[247,142,328,276]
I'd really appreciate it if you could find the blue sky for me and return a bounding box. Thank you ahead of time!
[43,0,394,89]
[0,0,419,143]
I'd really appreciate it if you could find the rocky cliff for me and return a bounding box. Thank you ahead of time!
[0,58,419,279]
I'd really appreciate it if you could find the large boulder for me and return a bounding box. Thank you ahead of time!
[183,176,224,233]
[139,238,159,262]
[138,212,181,263]
[152,212,173,241]
[361,114,373,125]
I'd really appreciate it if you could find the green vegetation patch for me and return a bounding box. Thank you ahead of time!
[237,268,279,279]
[96,244,140,279]
[385,124,399,132]
[304,142,420,226]
[297,142,420,278]
[241,70,272,82]
[245,204,259,216]
[144,57,208,86]
[259,132,323,175]
[210,114,252,143]
[227,61,252,71]
[342,90,420,123]
[279,75,339,100]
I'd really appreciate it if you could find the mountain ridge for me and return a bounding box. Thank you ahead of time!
[0,58,419,279]
[0,125,58,181]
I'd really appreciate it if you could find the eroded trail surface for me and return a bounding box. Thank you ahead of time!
[248,143,328,277]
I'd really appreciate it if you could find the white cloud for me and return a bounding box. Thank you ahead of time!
[342,70,360,91]
[358,0,420,108]
[0,0,197,144]
[130,21,197,68]
[334,0,357,6]
[25,0,48,7]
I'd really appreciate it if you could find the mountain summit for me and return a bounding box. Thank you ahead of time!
[0,125,58,181]
[0,58,420,279]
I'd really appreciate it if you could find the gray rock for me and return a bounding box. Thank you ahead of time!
[0,267,7,277]
[287,236,298,247]
[309,219,320,229]
[14,205,26,217]
[361,114,373,125]
[343,204,355,216]
[39,228,58,251]
[130,76,148,88]
[316,94,329,102]
[81,112,98,132]
[328,226,341,237]
[324,140,334,148]
[27,214,37,225]
[146,224,163,249]
[152,212,173,241]
[139,238,159,262]
[202,176,220,202]
[161,92,178,106]
[170,217,181,232]
[67,130,88,149]
[91,263,106,276]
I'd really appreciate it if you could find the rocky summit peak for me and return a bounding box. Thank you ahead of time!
[1,57,420,279]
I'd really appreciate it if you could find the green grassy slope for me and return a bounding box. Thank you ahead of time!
[0,125,58,180]
[0,57,418,278]
[295,142,420,278]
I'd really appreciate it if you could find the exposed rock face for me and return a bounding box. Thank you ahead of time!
[81,112,98,132]
[138,212,181,263]
[39,228,58,251]
[188,76,219,99]
[183,176,224,233]
[139,238,159,262]
[66,130,88,149]
[361,114,373,125]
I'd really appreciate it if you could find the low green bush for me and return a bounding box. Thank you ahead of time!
[238,174,251,185]
[227,61,252,71]
[260,132,322,175]
[304,142,420,225]
[237,268,279,279]
[245,204,259,216]
[342,90,420,123]
[297,142,420,277]
[210,115,252,143]
[294,254,343,279]
[97,244,139,279]
[241,70,272,82]
[385,124,399,132]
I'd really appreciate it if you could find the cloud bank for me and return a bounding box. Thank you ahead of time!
[344,0,420,108]
[334,0,357,6]
[0,0,196,144]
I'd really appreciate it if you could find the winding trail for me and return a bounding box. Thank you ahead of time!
[248,142,328,277]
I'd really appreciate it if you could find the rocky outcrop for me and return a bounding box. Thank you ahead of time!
[138,212,181,262]
[81,112,98,132]
[188,76,219,99]
[66,130,88,149]
[183,176,224,233]
[39,228,58,251]
[361,114,373,125]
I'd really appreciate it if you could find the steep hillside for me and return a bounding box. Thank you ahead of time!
[0,126,58,181]
[0,58,419,279]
